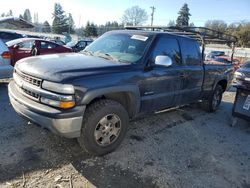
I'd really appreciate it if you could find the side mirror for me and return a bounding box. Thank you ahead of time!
[13,44,19,49]
[155,55,172,67]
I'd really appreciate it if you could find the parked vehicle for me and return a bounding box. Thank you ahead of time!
[232,60,250,125]
[0,31,24,43]
[0,16,33,78]
[0,39,13,79]
[234,60,250,85]
[67,39,93,52]
[6,38,72,66]
[50,39,66,46]
[206,50,225,60]
[8,27,236,155]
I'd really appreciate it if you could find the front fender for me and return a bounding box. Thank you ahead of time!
[81,85,141,115]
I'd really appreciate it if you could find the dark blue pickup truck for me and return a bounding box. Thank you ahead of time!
[8,27,235,155]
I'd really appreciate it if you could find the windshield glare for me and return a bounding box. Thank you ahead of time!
[84,33,151,63]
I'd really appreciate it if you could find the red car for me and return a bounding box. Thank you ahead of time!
[6,38,72,66]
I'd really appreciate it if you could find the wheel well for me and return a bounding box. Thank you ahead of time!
[217,80,227,92]
[87,92,137,118]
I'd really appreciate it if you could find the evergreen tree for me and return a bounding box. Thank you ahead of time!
[19,14,24,19]
[84,21,97,37]
[52,3,68,34]
[23,9,32,22]
[167,20,176,27]
[42,21,51,33]
[176,3,191,27]
[67,13,75,33]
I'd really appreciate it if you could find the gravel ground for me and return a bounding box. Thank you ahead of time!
[0,82,250,188]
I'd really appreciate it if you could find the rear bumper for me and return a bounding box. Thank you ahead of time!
[0,65,13,79]
[8,81,85,138]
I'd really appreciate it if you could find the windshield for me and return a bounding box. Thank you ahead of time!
[83,33,151,64]
[242,60,250,68]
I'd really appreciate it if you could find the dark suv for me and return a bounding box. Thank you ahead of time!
[0,31,24,43]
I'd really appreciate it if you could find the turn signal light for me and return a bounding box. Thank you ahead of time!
[59,101,76,109]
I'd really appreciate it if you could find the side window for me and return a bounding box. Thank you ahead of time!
[151,36,181,65]
[41,41,57,49]
[19,41,33,49]
[180,39,201,65]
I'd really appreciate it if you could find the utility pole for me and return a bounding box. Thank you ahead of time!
[150,6,156,26]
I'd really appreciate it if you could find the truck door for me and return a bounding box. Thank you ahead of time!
[178,38,204,104]
[140,36,184,112]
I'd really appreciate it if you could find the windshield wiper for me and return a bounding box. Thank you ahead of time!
[94,52,120,62]
[81,50,94,56]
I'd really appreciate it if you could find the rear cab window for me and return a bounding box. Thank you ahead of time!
[180,38,201,65]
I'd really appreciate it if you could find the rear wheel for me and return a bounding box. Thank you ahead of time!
[203,85,223,112]
[77,99,129,156]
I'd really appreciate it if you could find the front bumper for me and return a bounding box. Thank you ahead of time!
[8,81,85,138]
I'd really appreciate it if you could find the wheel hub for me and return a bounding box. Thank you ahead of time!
[94,114,121,146]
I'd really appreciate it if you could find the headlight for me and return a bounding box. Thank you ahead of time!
[234,72,245,80]
[42,80,75,94]
[41,97,75,109]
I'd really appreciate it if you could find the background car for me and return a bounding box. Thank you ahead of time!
[7,38,73,66]
[206,50,225,60]
[0,39,13,79]
[0,31,25,43]
[67,39,93,52]
[234,59,250,88]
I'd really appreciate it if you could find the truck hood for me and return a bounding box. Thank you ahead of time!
[15,53,130,82]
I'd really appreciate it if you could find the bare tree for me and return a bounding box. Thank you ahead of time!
[205,20,227,32]
[121,6,148,26]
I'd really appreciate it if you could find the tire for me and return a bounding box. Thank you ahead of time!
[202,85,223,112]
[77,99,129,156]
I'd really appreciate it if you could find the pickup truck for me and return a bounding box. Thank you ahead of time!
[8,28,234,155]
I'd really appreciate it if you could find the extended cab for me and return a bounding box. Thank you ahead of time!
[8,28,235,155]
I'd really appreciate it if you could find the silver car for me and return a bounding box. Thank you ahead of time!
[0,39,13,79]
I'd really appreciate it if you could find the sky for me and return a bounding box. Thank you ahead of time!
[1,0,250,27]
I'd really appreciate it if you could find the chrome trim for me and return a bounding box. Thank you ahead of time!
[14,71,74,102]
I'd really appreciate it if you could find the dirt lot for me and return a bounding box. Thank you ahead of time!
[0,82,250,188]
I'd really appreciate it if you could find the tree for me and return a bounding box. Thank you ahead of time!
[52,3,68,34]
[42,21,51,33]
[67,13,75,33]
[205,20,227,32]
[231,22,250,47]
[176,3,191,27]
[84,21,97,37]
[121,6,148,26]
[23,9,32,22]
[19,14,24,19]
[167,20,175,27]
[6,10,13,16]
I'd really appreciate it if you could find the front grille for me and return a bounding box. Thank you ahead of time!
[14,69,42,101]
[22,88,39,99]
[16,70,42,87]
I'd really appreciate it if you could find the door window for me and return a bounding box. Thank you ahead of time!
[19,41,33,49]
[151,36,181,65]
[40,41,57,49]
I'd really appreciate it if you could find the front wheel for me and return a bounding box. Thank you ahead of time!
[77,99,129,156]
[202,85,223,112]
